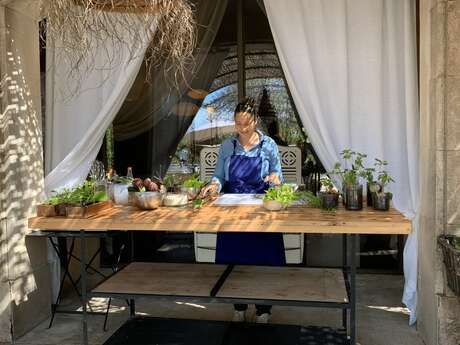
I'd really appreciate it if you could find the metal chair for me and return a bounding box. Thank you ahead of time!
[194,145,304,264]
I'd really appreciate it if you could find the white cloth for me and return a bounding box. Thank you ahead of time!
[44,11,157,300]
[265,0,419,323]
[45,13,157,193]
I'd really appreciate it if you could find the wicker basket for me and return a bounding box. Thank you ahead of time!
[438,235,460,296]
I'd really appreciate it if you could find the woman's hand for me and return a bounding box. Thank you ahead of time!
[199,182,219,198]
[264,173,281,186]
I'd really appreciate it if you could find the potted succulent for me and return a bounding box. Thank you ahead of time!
[319,177,339,210]
[332,149,367,210]
[372,159,394,211]
[263,184,297,211]
[180,175,205,200]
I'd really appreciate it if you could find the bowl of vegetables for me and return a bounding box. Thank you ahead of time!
[134,192,163,210]
[263,184,297,211]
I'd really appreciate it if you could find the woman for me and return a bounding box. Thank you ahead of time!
[200,97,285,324]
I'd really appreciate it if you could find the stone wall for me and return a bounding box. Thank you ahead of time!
[419,1,460,344]
[0,0,50,341]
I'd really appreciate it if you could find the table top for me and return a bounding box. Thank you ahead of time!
[28,203,411,235]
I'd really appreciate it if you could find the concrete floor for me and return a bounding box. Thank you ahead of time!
[12,274,425,345]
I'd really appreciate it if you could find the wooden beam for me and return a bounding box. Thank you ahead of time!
[236,0,245,101]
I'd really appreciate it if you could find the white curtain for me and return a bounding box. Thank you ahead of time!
[45,13,157,194]
[264,0,419,324]
[44,11,157,300]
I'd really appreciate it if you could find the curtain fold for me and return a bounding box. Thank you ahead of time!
[112,0,228,141]
[264,0,419,323]
[150,50,227,177]
[45,13,157,194]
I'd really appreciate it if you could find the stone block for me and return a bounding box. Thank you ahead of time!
[11,265,50,339]
[435,148,446,229]
[445,76,460,150]
[431,77,446,151]
[446,150,460,225]
[447,1,460,76]
[431,1,447,79]
[438,295,460,345]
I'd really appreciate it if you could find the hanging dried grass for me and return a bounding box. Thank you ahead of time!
[42,0,196,90]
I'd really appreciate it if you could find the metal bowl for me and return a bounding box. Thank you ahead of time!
[263,200,286,211]
[134,192,163,210]
[179,186,201,200]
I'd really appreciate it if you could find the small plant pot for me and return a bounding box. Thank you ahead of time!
[372,193,391,211]
[366,186,373,207]
[319,192,339,209]
[37,204,57,217]
[367,183,381,207]
[65,200,113,218]
[179,186,201,200]
[56,203,69,216]
[344,184,363,210]
[162,192,188,207]
[263,200,286,211]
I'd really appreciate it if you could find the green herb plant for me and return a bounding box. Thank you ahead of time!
[183,175,205,189]
[295,191,322,208]
[49,181,108,207]
[162,175,177,192]
[263,184,298,206]
[374,158,394,198]
[453,236,460,251]
[319,177,337,194]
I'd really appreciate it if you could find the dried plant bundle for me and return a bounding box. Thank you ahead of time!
[42,0,197,92]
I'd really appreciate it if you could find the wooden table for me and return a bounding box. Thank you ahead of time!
[28,204,411,345]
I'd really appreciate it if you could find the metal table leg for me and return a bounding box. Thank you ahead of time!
[342,234,348,330]
[350,234,356,345]
[80,230,88,345]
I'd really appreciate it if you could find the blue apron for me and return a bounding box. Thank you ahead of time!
[215,139,286,266]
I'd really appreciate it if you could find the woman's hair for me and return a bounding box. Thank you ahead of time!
[234,97,258,121]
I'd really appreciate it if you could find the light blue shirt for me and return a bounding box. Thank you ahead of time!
[211,130,283,192]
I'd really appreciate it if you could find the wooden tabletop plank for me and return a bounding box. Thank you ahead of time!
[217,266,348,303]
[28,204,411,235]
[92,262,348,304]
[93,262,227,297]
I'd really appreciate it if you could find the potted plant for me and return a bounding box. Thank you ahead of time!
[438,232,460,296]
[319,177,339,210]
[180,175,205,200]
[263,184,297,211]
[36,195,60,217]
[362,167,379,207]
[372,159,394,211]
[332,149,367,210]
[160,175,188,207]
[65,181,112,218]
[111,175,133,205]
